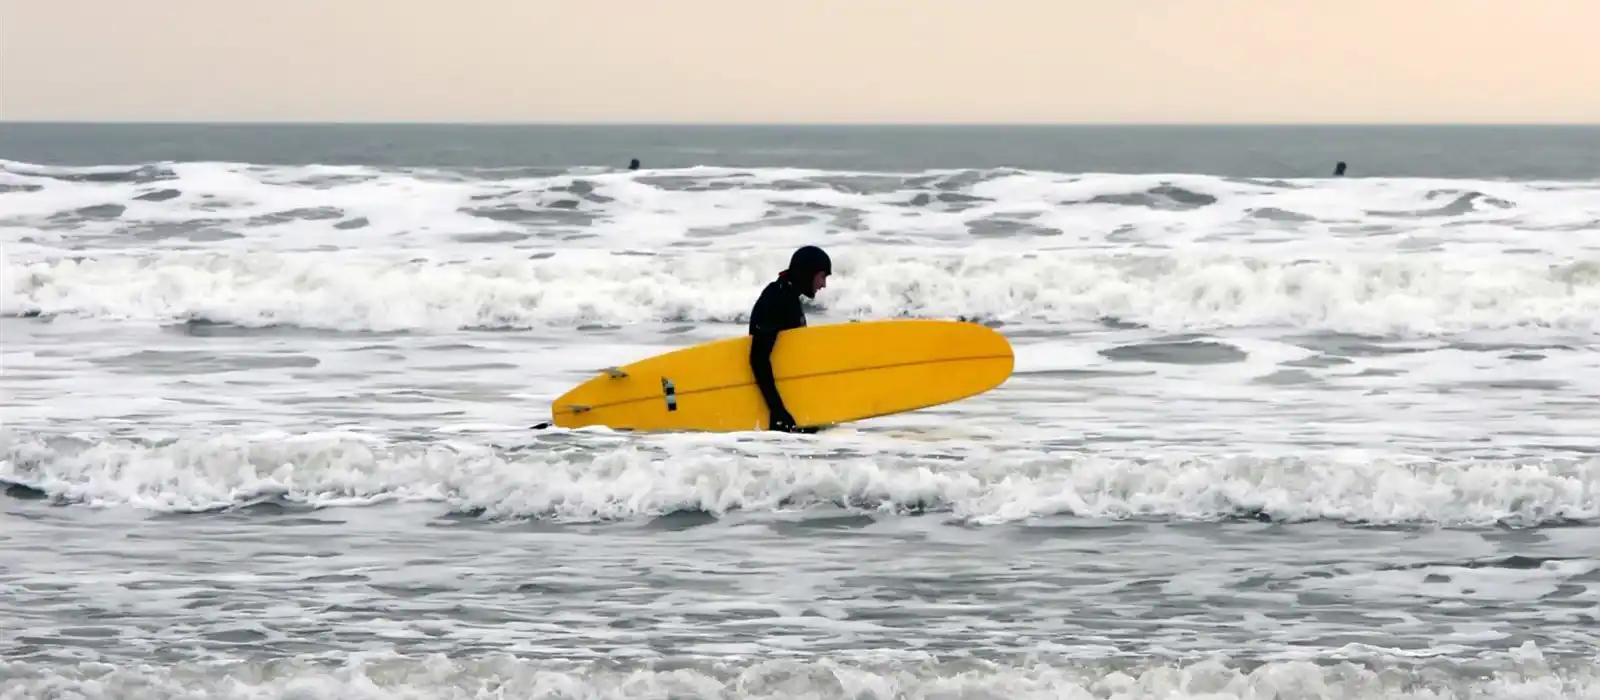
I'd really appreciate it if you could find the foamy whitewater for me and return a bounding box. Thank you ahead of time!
[3,147,1600,699]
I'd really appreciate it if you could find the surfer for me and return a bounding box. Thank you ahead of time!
[749,245,832,433]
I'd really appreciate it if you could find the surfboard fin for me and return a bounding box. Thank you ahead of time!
[600,366,628,379]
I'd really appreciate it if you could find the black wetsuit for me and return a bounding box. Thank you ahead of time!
[748,245,831,432]
[748,275,807,430]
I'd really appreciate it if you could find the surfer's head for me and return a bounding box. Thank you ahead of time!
[784,245,832,298]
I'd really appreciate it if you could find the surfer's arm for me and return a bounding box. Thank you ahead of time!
[747,281,799,428]
[749,328,788,415]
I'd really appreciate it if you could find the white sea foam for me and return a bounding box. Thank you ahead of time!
[3,649,1599,700]
[4,430,1595,526]
[5,161,1600,255]
[8,161,1600,336]
[9,247,1600,336]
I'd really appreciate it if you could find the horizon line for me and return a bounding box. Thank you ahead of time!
[4,119,1600,128]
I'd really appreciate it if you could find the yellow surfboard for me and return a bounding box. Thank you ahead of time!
[549,319,1014,432]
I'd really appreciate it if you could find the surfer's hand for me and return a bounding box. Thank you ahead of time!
[771,420,816,434]
[769,407,798,432]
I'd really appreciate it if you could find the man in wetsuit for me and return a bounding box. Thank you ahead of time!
[748,245,832,433]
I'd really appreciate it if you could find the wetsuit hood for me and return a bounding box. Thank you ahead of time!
[778,245,831,298]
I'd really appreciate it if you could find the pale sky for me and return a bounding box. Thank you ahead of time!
[2,0,1596,124]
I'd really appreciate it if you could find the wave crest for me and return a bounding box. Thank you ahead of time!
[4,431,1595,528]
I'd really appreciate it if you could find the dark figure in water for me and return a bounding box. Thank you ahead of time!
[748,245,832,433]
[1333,161,1347,177]
[628,158,640,170]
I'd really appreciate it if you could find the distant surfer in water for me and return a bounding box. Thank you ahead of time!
[748,245,832,433]
[629,158,641,170]
[1333,161,1347,177]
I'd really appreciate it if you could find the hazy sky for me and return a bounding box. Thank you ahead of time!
[2,0,1596,123]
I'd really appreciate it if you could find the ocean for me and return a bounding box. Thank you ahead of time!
[3,123,1599,698]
